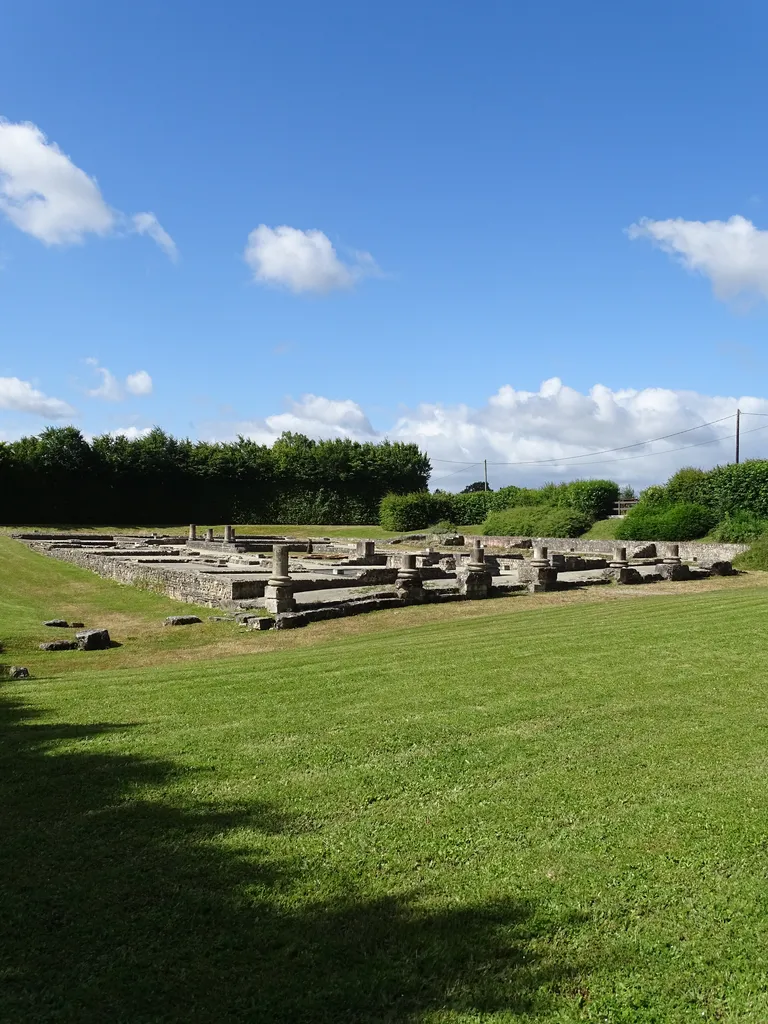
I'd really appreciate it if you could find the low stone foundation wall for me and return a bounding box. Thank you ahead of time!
[32,545,246,606]
[470,535,748,562]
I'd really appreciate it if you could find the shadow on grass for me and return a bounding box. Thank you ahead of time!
[0,695,589,1023]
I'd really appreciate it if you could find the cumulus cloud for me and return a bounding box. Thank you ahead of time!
[204,379,765,490]
[125,370,153,396]
[0,376,75,418]
[244,225,379,293]
[628,214,768,301]
[0,119,175,257]
[109,426,152,440]
[86,360,153,401]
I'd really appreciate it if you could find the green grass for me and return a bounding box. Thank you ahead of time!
[578,518,622,541]
[3,538,768,1020]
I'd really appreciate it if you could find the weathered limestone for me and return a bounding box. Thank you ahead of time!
[188,524,197,541]
[8,666,30,679]
[356,540,375,559]
[609,546,628,569]
[205,528,214,542]
[75,628,111,650]
[656,562,691,581]
[264,544,296,613]
[43,619,68,627]
[531,546,549,567]
[163,615,203,626]
[663,543,681,566]
[604,565,644,584]
[395,552,426,602]
[39,640,77,651]
[457,543,492,598]
[223,524,233,544]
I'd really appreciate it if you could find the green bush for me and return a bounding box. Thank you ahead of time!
[615,502,714,541]
[482,505,591,538]
[733,535,768,570]
[379,492,454,532]
[712,511,768,544]
[449,491,492,525]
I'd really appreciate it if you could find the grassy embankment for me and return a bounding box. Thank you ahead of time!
[3,537,768,1020]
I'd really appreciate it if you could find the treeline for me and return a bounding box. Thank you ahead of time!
[0,427,431,525]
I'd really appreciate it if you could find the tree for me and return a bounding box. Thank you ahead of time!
[461,481,491,493]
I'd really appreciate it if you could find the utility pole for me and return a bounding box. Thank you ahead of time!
[483,459,488,492]
[736,408,741,465]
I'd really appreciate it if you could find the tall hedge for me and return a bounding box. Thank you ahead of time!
[0,427,430,526]
[379,478,619,532]
[653,461,768,520]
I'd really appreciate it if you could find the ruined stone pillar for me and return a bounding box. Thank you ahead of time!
[356,539,375,559]
[205,528,214,542]
[223,524,233,544]
[531,546,548,567]
[395,552,426,602]
[188,524,197,541]
[458,543,492,598]
[610,545,628,568]
[663,543,681,565]
[264,544,295,613]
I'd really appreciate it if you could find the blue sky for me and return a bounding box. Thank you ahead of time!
[3,0,768,488]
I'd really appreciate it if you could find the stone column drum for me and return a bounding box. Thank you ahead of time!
[395,552,426,603]
[457,543,492,598]
[264,544,296,613]
[205,528,214,542]
[609,546,628,568]
[223,524,233,544]
[188,524,197,541]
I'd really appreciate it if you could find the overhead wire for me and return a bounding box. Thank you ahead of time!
[429,413,736,467]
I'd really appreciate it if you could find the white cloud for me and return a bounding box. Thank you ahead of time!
[109,426,152,440]
[204,378,765,490]
[0,118,176,258]
[132,212,178,261]
[125,370,153,396]
[244,225,379,293]
[86,360,153,401]
[628,214,768,301]
[0,119,114,244]
[0,376,75,418]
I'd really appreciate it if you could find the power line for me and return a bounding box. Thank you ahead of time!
[429,413,735,467]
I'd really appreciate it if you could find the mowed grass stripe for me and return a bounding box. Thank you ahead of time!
[3,540,768,1020]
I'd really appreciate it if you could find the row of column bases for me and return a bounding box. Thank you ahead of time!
[188,524,233,543]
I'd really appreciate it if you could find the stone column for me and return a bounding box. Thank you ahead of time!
[663,543,681,565]
[188,524,197,541]
[531,546,549,568]
[610,545,628,568]
[223,524,233,544]
[264,544,295,613]
[395,552,426,602]
[205,528,214,542]
[458,543,492,598]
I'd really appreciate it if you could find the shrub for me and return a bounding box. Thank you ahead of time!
[666,466,709,506]
[482,505,591,538]
[560,480,619,521]
[379,492,453,532]
[431,519,458,534]
[450,491,492,525]
[712,511,768,544]
[733,535,768,570]
[615,502,714,541]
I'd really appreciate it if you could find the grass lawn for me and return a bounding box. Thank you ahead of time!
[3,539,768,1021]
[578,519,622,541]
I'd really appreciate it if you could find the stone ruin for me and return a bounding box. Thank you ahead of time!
[14,528,739,632]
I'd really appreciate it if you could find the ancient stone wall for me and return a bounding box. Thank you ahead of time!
[470,535,748,562]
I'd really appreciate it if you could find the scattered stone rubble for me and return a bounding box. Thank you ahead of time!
[15,527,741,635]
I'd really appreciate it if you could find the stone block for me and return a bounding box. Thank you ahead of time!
[76,628,111,650]
[517,563,557,590]
[700,560,734,576]
[43,619,68,627]
[163,615,203,626]
[603,566,643,584]
[264,582,296,614]
[8,666,30,679]
[247,616,275,630]
[39,640,77,651]
[656,563,691,581]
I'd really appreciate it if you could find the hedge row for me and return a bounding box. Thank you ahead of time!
[0,427,430,525]
[615,502,715,541]
[481,506,592,538]
[379,479,618,532]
